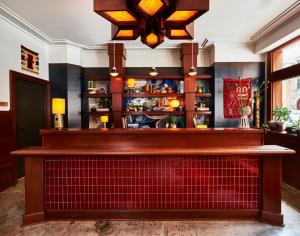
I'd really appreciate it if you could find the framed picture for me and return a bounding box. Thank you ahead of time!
[21,45,39,74]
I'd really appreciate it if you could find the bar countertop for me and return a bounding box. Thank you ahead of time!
[11,145,295,156]
[40,128,265,135]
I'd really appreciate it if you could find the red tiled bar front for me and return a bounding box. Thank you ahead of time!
[11,129,295,226]
[45,156,260,212]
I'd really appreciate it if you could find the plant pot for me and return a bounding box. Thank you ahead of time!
[238,106,251,129]
[268,121,284,132]
[297,129,300,136]
[286,126,297,134]
[170,123,177,128]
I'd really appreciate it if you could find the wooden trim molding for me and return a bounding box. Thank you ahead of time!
[269,63,300,83]
[46,210,260,221]
[9,70,50,183]
[267,36,300,120]
[23,156,45,225]
[0,101,8,107]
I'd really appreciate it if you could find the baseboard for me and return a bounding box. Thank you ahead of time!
[23,212,45,226]
[261,210,284,227]
[0,163,14,192]
[46,209,260,221]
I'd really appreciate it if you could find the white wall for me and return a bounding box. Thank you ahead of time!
[214,42,266,63]
[0,17,49,111]
[81,49,109,68]
[58,46,212,68]
[49,44,82,66]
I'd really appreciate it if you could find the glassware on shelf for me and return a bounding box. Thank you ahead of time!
[87,81,110,94]
[124,97,184,112]
[124,79,184,95]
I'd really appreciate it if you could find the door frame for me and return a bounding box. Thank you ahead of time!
[10,70,50,183]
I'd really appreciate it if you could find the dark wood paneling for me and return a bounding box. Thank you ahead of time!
[83,67,110,78]
[67,64,82,128]
[46,210,260,220]
[0,111,14,192]
[265,132,300,191]
[214,62,266,128]
[49,64,68,127]
[81,67,109,128]
[40,128,264,149]
[23,156,44,225]
[49,64,83,128]
[262,157,283,226]
[10,71,50,179]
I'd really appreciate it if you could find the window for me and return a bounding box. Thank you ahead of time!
[270,37,300,72]
[267,36,300,121]
[282,40,300,69]
[282,77,300,123]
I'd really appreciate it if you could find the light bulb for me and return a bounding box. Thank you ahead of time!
[149,67,158,76]
[188,66,197,76]
[110,66,119,77]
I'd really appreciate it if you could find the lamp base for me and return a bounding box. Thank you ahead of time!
[54,114,64,130]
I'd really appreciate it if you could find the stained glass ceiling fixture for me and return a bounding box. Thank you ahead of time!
[94,0,209,49]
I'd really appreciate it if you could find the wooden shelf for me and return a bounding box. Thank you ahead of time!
[193,111,212,115]
[195,74,212,79]
[122,111,185,116]
[123,93,184,98]
[86,93,112,98]
[124,75,184,80]
[85,111,112,116]
[124,74,212,80]
[195,93,212,97]
[85,76,110,81]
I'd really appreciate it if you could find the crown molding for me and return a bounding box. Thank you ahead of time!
[251,1,300,41]
[0,2,50,46]
[1,1,298,52]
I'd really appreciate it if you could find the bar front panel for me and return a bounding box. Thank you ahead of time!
[44,156,261,212]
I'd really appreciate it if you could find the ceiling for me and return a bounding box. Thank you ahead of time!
[0,0,298,48]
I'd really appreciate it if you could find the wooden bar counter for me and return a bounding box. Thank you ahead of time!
[11,128,295,226]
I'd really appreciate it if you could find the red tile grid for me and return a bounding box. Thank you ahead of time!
[44,156,261,211]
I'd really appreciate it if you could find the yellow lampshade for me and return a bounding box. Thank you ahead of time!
[196,124,208,129]
[170,99,180,108]
[127,78,136,88]
[52,98,65,115]
[100,116,109,123]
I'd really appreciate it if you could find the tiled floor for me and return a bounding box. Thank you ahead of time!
[1,178,300,236]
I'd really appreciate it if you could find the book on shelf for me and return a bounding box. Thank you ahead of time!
[196,108,210,111]
[96,108,110,112]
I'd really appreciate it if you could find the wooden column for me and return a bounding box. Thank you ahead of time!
[181,43,198,128]
[23,156,45,225]
[262,157,283,226]
[108,43,126,128]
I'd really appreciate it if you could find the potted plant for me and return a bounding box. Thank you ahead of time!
[170,116,178,128]
[286,123,298,134]
[268,107,291,132]
[296,120,300,136]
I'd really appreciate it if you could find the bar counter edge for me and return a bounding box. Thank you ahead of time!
[11,128,295,227]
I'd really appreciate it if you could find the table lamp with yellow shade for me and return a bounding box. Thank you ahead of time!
[127,78,136,88]
[100,115,109,128]
[52,98,65,130]
[169,99,180,111]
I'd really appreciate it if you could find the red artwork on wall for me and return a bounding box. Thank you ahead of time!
[223,78,252,118]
